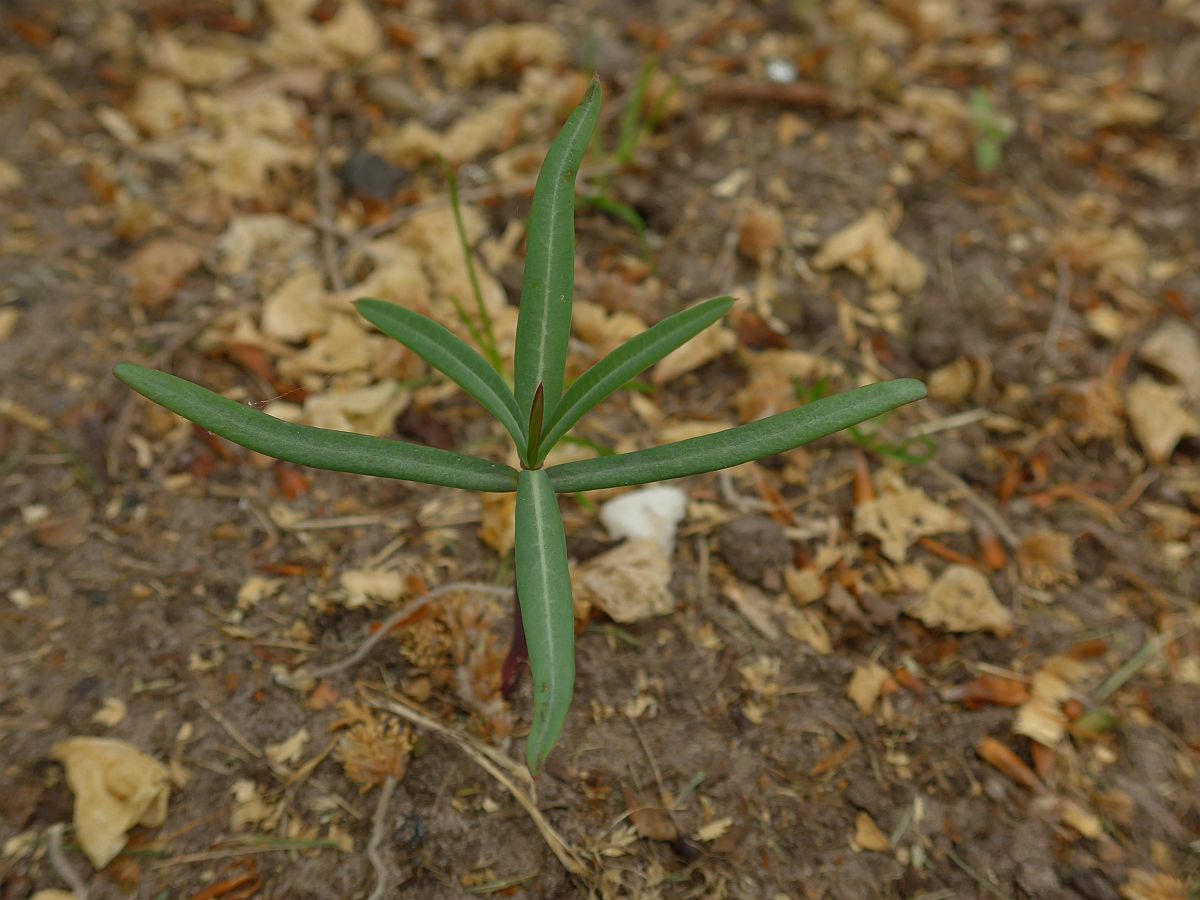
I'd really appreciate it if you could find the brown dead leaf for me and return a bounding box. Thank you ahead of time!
[1017,530,1077,589]
[853,469,969,563]
[125,238,203,308]
[52,738,171,869]
[0,307,19,342]
[927,357,975,405]
[908,565,1012,636]
[126,75,189,137]
[575,540,673,623]
[623,786,677,841]
[976,736,1044,793]
[0,158,22,193]
[813,210,926,293]
[944,674,1030,708]
[784,606,833,655]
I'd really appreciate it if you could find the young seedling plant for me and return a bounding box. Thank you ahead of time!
[115,78,927,774]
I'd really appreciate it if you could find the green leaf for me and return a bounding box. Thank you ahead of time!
[113,363,518,493]
[515,468,575,774]
[535,295,733,464]
[355,299,527,458]
[513,78,602,425]
[545,378,928,493]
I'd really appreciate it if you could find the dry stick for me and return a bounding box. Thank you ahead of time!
[927,461,1020,548]
[195,695,262,758]
[314,111,346,293]
[47,823,89,900]
[1043,255,1072,363]
[364,691,589,878]
[286,583,514,686]
[365,775,398,900]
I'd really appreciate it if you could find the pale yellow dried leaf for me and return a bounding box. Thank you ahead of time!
[0,158,20,193]
[1138,320,1200,400]
[125,238,203,308]
[575,540,673,623]
[0,308,19,342]
[694,816,733,843]
[265,727,310,766]
[847,662,890,715]
[322,0,383,61]
[146,33,250,86]
[1014,655,1097,747]
[1055,226,1147,291]
[735,349,833,420]
[302,380,410,436]
[785,566,825,604]
[721,581,779,639]
[373,95,525,166]
[454,23,567,86]
[1119,869,1188,900]
[813,210,926,293]
[479,492,516,556]
[652,325,736,384]
[262,267,330,342]
[32,891,76,900]
[91,698,127,728]
[237,575,283,610]
[784,606,832,654]
[927,357,975,405]
[278,314,373,377]
[51,738,170,868]
[1126,376,1199,465]
[191,127,310,200]
[1091,93,1165,129]
[126,75,189,137]
[851,811,891,852]
[329,250,431,316]
[853,469,969,563]
[908,564,1012,636]
[573,301,645,356]
[900,86,971,166]
[216,214,316,277]
[737,202,785,264]
[1017,530,1077,589]
[260,17,333,68]
[340,569,405,608]
[230,779,275,832]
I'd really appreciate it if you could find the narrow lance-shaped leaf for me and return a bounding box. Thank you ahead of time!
[355,299,528,458]
[525,382,545,467]
[513,78,602,424]
[535,295,734,465]
[546,379,927,493]
[113,363,518,493]
[514,468,575,774]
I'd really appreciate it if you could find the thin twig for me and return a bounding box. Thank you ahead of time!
[364,690,589,877]
[1043,256,1072,363]
[47,823,89,900]
[365,775,398,900]
[195,696,262,758]
[283,583,513,687]
[927,461,1019,548]
[314,111,346,293]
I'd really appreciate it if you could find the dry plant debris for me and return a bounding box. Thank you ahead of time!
[2,0,1199,896]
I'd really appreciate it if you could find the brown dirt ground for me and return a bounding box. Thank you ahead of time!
[1,1,1199,898]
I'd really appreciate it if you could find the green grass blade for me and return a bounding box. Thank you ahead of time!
[545,379,927,493]
[445,164,502,370]
[535,295,733,464]
[515,469,575,774]
[113,363,518,493]
[355,299,527,457]
[513,77,602,424]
